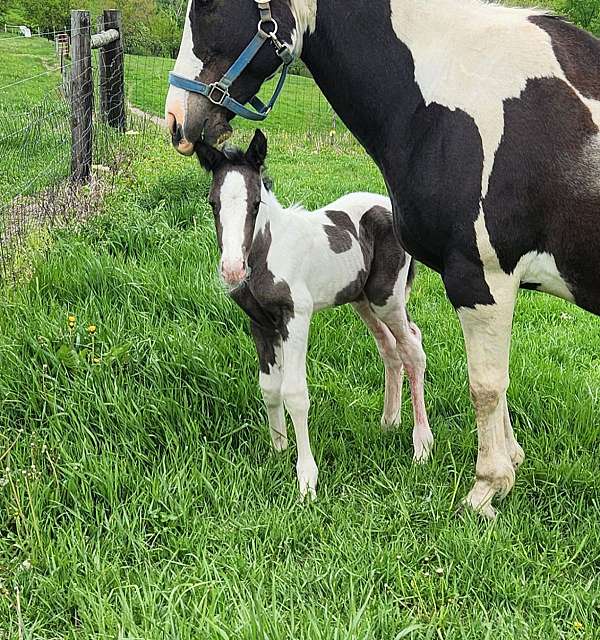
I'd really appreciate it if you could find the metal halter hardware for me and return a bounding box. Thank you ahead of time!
[168,0,295,122]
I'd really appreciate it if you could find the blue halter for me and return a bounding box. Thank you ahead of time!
[168,0,295,122]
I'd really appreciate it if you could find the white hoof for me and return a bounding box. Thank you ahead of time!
[270,430,288,452]
[462,460,514,519]
[462,492,497,520]
[297,459,318,501]
[412,428,434,463]
[381,412,401,431]
[508,441,525,469]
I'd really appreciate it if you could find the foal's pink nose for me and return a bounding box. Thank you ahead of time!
[221,259,246,285]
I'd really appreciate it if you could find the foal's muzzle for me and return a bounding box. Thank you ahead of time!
[221,258,247,286]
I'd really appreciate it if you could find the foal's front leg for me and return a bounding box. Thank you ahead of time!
[280,310,318,500]
[250,323,287,451]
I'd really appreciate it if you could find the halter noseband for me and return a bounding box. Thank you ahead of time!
[168,0,295,122]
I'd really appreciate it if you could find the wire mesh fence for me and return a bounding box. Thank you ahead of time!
[0,18,357,282]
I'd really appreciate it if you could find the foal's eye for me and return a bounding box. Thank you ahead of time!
[252,201,261,213]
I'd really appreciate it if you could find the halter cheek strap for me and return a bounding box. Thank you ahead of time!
[168,0,295,122]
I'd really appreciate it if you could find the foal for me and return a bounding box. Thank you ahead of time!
[197,130,433,499]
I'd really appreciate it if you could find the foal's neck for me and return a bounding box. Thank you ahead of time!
[255,185,286,236]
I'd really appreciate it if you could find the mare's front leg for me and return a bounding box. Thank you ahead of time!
[456,291,518,519]
[280,308,317,500]
[250,322,287,452]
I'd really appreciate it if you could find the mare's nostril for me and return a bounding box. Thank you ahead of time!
[172,123,183,145]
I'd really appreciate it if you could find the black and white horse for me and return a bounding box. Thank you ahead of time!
[197,129,433,498]
[165,0,600,517]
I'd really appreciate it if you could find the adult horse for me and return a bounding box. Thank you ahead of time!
[165,0,600,518]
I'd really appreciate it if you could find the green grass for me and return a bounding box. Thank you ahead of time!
[1,12,600,639]
[0,33,71,202]
[0,128,599,638]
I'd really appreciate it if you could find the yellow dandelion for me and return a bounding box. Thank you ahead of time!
[93,357,100,364]
[87,324,97,334]
[573,621,584,631]
[68,315,76,323]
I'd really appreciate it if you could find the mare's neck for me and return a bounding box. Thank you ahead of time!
[298,0,424,180]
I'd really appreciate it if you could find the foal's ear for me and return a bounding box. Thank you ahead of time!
[246,129,267,169]
[195,142,225,172]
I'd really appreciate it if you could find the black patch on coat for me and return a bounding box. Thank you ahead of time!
[362,206,407,307]
[301,1,495,309]
[530,15,600,101]
[332,205,407,307]
[483,76,600,314]
[324,210,358,253]
[250,320,280,375]
[248,222,295,338]
[229,222,294,372]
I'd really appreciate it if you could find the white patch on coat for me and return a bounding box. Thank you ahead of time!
[520,252,574,301]
[390,0,561,198]
[288,0,318,56]
[165,0,204,120]
[390,0,598,307]
[219,171,248,265]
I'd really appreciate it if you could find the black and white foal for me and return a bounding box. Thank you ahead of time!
[197,130,432,498]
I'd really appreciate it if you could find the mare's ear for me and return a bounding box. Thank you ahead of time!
[196,143,225,172]
[246,129,268,169]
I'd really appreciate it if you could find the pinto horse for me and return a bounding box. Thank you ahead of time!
[165,0,600,518]
[197,129,433,498]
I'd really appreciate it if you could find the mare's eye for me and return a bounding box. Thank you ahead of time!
[252,201,261,212]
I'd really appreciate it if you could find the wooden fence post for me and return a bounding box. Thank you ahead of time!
[70,10,93,183]
[99,10,125,132]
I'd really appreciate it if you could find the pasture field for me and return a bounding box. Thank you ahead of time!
[0,33,70,202]
[1,21,600,640]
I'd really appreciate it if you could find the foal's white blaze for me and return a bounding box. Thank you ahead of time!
[219,171,249,284]
[165,0,204,137]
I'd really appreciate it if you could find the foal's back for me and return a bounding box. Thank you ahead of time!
[261,192,408,312]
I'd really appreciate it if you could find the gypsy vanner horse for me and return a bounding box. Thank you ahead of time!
[165,0,600,518]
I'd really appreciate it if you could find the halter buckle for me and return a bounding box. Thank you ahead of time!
[257,17,278,39]
[208,83,229,106]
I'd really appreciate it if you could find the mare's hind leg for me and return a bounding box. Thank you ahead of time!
[352,298,404,429]
[374,302,433,463]
[250,322,288,452]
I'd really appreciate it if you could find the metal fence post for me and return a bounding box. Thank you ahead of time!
[99,10,125,131]
[70,10,93,183]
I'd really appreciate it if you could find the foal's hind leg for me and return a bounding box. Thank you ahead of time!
[352,298,404,429]
[374,303,433,462]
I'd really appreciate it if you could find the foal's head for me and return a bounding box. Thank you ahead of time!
[196,129,268,286]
